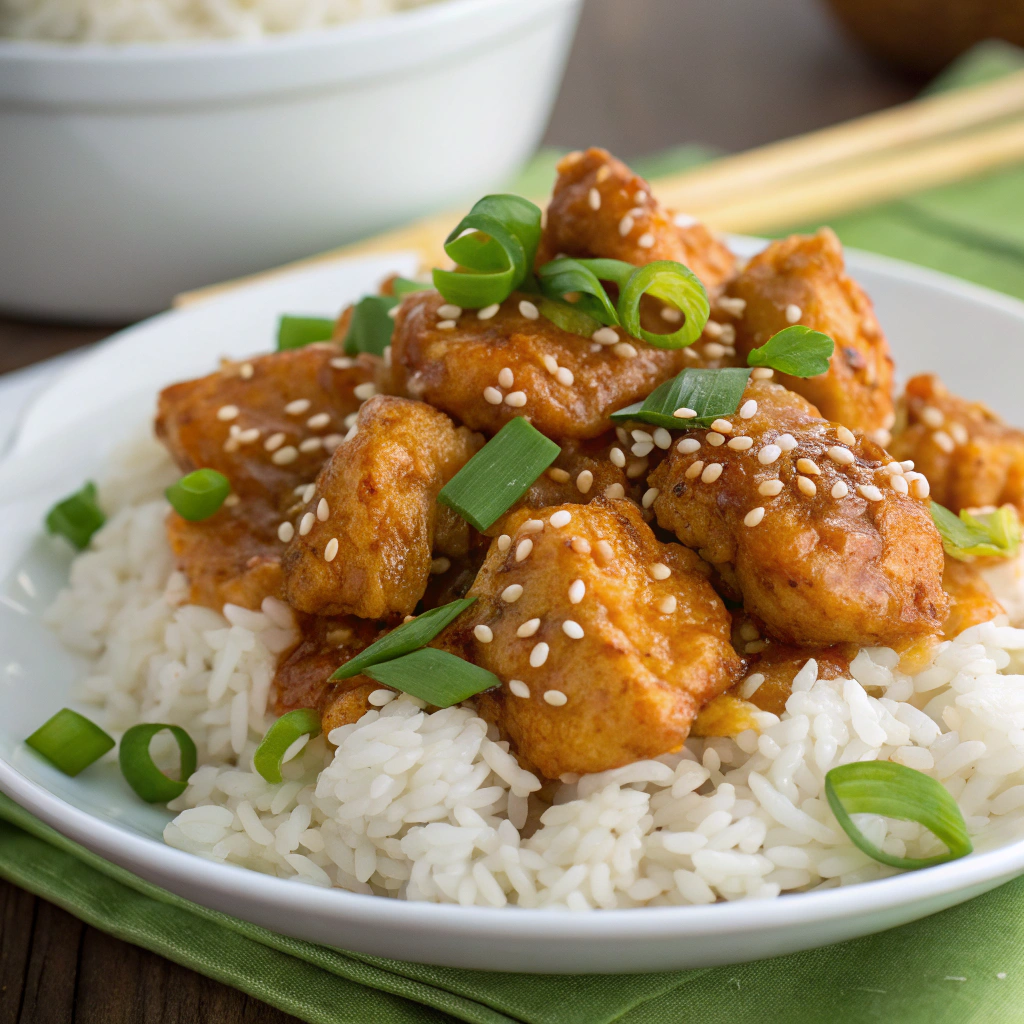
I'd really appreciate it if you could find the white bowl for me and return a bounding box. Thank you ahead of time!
[0,0,581,322]
[3,241,1024,973]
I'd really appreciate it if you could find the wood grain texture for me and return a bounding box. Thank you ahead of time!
[0,0,914,1020]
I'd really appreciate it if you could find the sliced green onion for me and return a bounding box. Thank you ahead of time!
[118,723,197,802]
[253,708,321,784]
[537,257,620,326]
[362,648,500,708]
[824,761,972,870]
[166,469,231,522]
[438,418,560,531]
[931,501,1021,562]
[45,481,105,550]
[330,598,476,681]
[344,294,400,357]
[618,261,709,349]
[391,277,432,298]
[278,315,335,351]
[538,298,603,339]
[432,195,542,309]
[747,325,834,377]
[25,708,114,776]
[611,368,752,429]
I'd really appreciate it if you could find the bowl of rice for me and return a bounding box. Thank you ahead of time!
[0,0,582,322]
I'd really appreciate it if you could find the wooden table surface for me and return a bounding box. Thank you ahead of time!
[0,1,917,1020]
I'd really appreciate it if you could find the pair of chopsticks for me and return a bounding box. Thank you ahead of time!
[176,68,1024,307]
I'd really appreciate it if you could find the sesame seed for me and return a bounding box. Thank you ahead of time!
[307,412,330,430]
[588,187,601,210]
[882,462,904,475]
[662,306,683,323]
[739,400,758,419]
[777,433,797,451]
[516,539,534,561]
[592,327,619,345]
[223,438,240,453]
[701,463,723,483]
[949,422,968,445]
[517,618,541,638]
[674,407,698,419]
[796,476,817,496]
[604,483,626,499]
[758,444,781,465]
[521,519,544,534]
[556,367,575,386]
[650,562,671,579]
[785,304,802,323]
[354,382,377,401]
[505,391,527,408]
[637,232,655,249]
[626,458,648,479]
[330,357,354,369]
[272,446,299,465]
[324,433,344,451]
[595,540,615,564]
[478,303,500,320]
[932,430,955,453]
[719,323,736,344]
[705,320,723,338]
[224,493,240,507]
[542,354,559,374]
[510,680,531,698]
[437,303,462,319]
[316,498,329,521]
[614,342,638,359]
[657,595,677,614]
[911,476,931,499]
[619,214,635,236]
[568,579,585,604]
[676,437,701,454]
[632,441,655,457]
[890,475,909,494]
[921,405,944,428]
[744,507,766,527]
[474,624,494,643]
[831,481,849,499]
[265,432,286,452]
[240,363,254,379]
[718,296,747,317]
[550,509,572,528]
[529,642,550,668]
[576,470,594,494]
[858,484,884,501]
[344,412,359,428]
[324,538,339,562]
[498,367,514,389]
[642,487,660,508]
[796,458,821,476]
[710,419,733,434]
[543,690,568,706]
[501,584,524,603]
[595,164,611,181]
[836,425,856,446]
[437,319,456,330]
[483,386,503,405]
[685,460,705,479]
[217,404,239,421]
[548,467,570,484]
[759,479,784,496]
[285,398,311,416]
[703,342,727,359]
[631,429,653,442]
[497,534,511,552]
[727,435,754,450]
[430,557,450,574]
[571,536,591,554]
[706,432,726,447]
[610,447,626,468]
[277,522,295,542]
[387,308,399,320]
[901,460,915,471]
[239,428,260,444]
[751,367,774,380]
[562,620,584,639]
[828,446,855,465]
[519,299,540,320]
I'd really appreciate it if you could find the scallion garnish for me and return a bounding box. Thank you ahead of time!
[438,418,560,531]
[277,315,335,351]
[824,761,972,870]
[118,723,197,802]
[330,598,476,681]
[537,257,620,326]
[344,295,400,357]
[611,368,752,429]
[45,482,105,550]
[166,469,231,522]
[361,648,500,708]
[252,708,321,784]
[391,277,432,298]
[747,325,835,377]
[25,708,115,776]
[537,298,603,339]
[433,195,542,309]
[930,502,1021,562]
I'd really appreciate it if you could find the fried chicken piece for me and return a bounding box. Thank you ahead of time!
[283,396,482,620]
[649,379,948,646]
[441,498,742,779]
[727,229,895,437]
[391,289,693,441]
[942,558,1005,638]
[537,147,735,293]
[743,643,858,717]
[889,374,1024,515]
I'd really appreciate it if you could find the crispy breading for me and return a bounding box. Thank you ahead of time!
[282,396,482,619]
[440,498,742,779]
[890,374,1024,515]
[727,229,895,436]
[649,379,948,646]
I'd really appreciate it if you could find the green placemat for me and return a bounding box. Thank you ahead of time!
[5,39,1024,1024]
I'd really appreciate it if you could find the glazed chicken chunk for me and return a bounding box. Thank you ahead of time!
[890,373,1024,515]
[537,147,735,293]
[441,498,742,779]
[649,378,948,646]
[726,229,895,437]
[283,395,481,620]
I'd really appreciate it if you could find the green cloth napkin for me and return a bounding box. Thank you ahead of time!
[5,40,1024,1024]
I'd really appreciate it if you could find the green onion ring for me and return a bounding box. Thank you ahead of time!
[26,708,115,777]
[119,723,197,803]
[537,298,604,340]
[166,469,231,522]
[618,260,709,349]
[253,709,322,784]
[537,257,620,325]
[824,761,973,870]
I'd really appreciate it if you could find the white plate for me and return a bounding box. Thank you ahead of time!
[2,243,1024,974]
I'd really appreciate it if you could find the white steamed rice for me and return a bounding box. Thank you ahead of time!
[44,432,1024,908]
